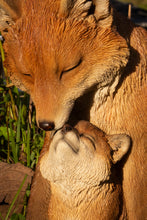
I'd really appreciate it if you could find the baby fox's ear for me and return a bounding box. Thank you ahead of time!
[106,134,131,164]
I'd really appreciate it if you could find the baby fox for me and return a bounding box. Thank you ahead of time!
[27,121,131,220]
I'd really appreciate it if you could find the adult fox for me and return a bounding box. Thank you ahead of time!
[0,0,146,219]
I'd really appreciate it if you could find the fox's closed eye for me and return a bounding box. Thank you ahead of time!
[23,73,34,79]
[22,73,34,84]
[80,134,96,150]
[60,58,82,80]
[23,73,31,76]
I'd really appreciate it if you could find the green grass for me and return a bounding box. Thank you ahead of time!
[0,39,45,219]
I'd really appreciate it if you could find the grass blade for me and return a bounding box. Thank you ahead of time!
[0,211,4,220]
[26,124,30,167]
[5,174,28,220]
[16,103,21,160]
[0,38,5,62]
[9,119,17,163]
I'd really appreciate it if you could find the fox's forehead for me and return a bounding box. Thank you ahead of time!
[22,18,96,54]
[6,17,95,64]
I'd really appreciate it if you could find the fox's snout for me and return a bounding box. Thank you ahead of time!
[34,90,75,131]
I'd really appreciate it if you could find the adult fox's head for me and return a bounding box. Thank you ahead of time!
[1,0,129,130]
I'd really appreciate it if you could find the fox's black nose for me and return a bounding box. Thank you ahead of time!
[39,121,55,131]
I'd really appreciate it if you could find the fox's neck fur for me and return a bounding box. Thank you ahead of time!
[48,182,125,220]
[90,20,147,136]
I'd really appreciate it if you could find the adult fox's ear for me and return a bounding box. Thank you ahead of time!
[59,0,92,18]
[0,0,22,31]
[106,134,131,164]
[93,0,112,27]
[59,0,112,27]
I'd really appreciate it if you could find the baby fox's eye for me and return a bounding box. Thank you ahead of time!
[80,134,96,150]
[60,58,82,80]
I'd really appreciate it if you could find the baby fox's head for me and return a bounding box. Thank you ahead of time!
[2,0,129,130]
